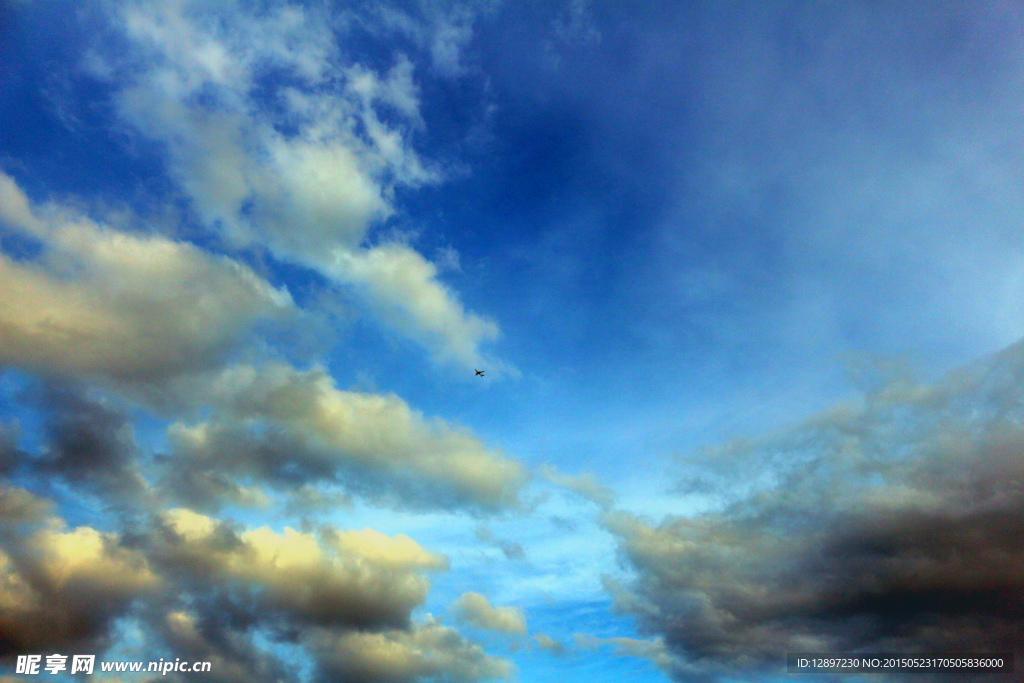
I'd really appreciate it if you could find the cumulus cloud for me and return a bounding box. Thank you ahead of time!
[452,592,527,635]
[162,362,526,512]
[87,0,501,370]
[149,508,443,631]
[0,169,520,515]
[149,609,291,683]
[0,487,507,683]
[0,170,292,386]
[138,508,503,682]
[0,485,161,656]
[308,618,515,683]
[604,340,1024,681]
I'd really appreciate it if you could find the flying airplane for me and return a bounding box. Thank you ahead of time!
[475,369,485,377]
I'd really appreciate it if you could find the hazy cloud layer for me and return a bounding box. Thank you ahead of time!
[0,489,510,683]
[540,465,614,510]
[574,635,681,679]
[605,341,1024,681]
[533,633,565,656]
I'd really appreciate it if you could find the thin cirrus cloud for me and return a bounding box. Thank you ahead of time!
[87,0,502,372]
[603,341,1024,681]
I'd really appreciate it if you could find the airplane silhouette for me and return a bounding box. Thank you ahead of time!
[475,369,485,377]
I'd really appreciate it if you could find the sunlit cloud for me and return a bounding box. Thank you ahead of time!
[163,362,527,512]
[0,171,292,385]
[86,0,502,371]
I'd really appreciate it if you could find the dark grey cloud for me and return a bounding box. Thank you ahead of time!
[605,340,1024,682]
[137,605,293,683]
[31,381,151,508]
[0,423,24,478]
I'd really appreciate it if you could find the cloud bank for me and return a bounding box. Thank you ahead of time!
[0,169,525,515]
[164,362,526,512]
[0,485,512,683]
[604,342,1024,681]
[0,171,291,385]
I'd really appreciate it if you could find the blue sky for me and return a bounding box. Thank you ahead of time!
[1,1,1023,682]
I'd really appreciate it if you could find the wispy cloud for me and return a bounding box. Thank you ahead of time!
[84,0,503,371]
[453,592,527,635]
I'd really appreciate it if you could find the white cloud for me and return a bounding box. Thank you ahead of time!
[330,527,449,571]
[153,508,441,629]
[0,485,508,682]
[368,1,498,78]
[89,0,502,371]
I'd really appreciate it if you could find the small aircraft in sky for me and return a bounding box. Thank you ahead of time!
[475,369,485,377]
